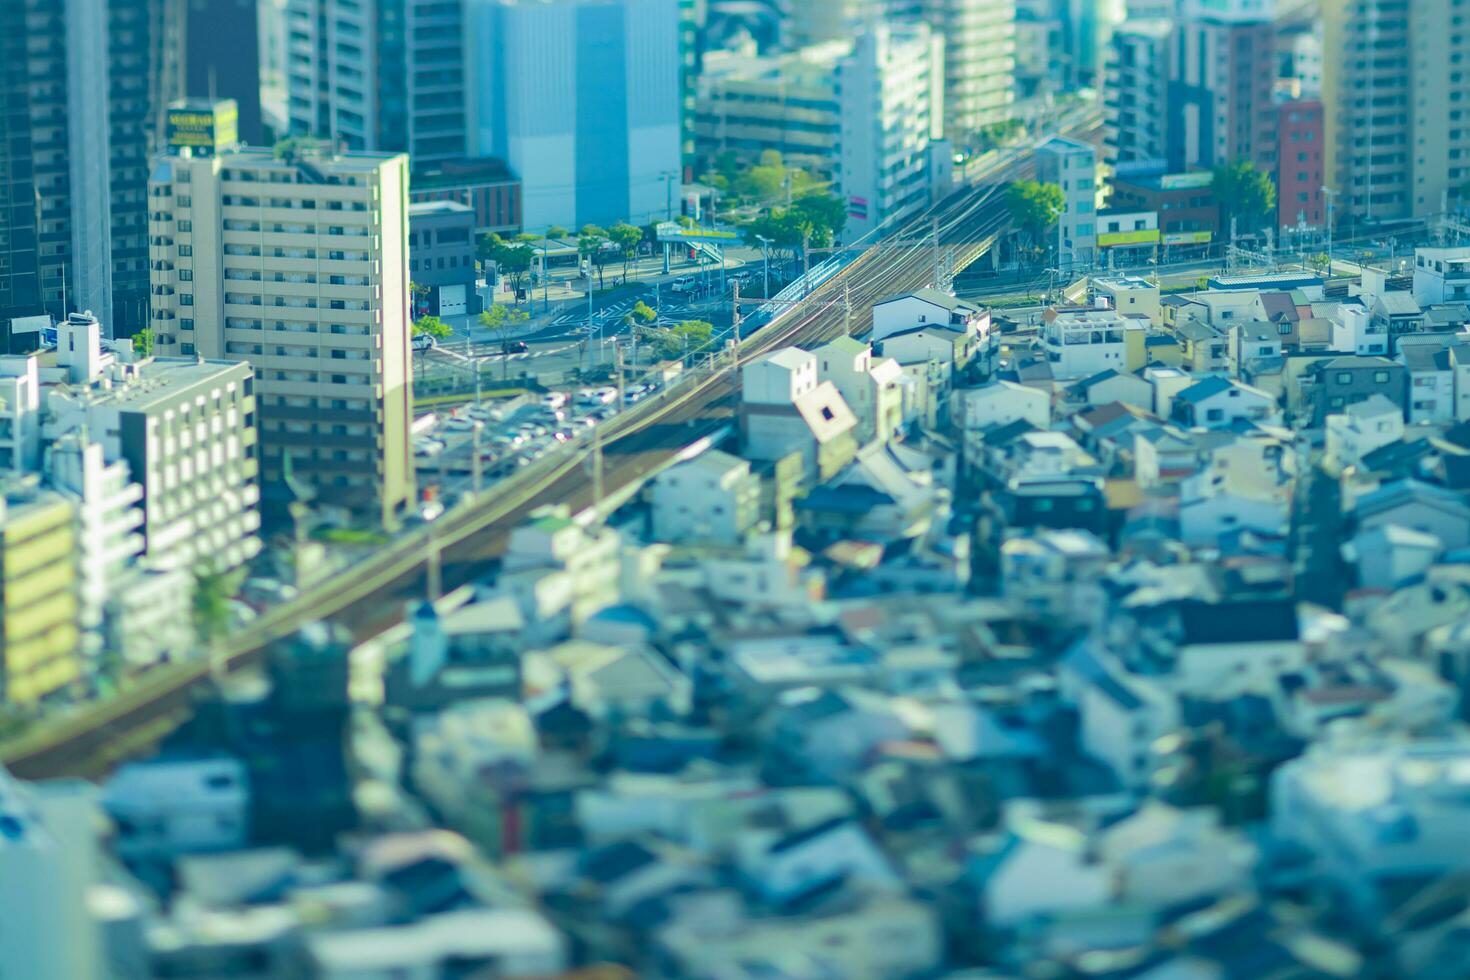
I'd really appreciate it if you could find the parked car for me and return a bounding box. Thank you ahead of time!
[412,333,437,352]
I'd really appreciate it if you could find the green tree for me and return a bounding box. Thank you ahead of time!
[412,314,451,340]
[643,319,714,361]
[192,568,239,644]
[479,304,531,378]
[609,222,644,281]
[545,225,570,239]
[790,193,847,248]
[578,225,609,289]
[1004,180,1066,257]
[478,233,535,296]
[1212,161,1277,234]
[132,327,155,358]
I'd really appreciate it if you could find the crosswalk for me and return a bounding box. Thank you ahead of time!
[548,296,707,332]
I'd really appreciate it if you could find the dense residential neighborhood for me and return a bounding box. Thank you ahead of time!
[9,0,1470,978]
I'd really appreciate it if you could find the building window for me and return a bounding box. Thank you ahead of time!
[179,269,193,282]
[179,244,193,257]
[180,293,194,306]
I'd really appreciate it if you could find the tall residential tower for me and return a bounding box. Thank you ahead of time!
[147,143,416,526]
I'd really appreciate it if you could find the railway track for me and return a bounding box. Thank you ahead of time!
[0,115,1096,779]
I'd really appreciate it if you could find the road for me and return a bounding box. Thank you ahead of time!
[0,109,1102,780]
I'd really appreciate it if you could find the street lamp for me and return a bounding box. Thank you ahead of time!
[755,234,773,298]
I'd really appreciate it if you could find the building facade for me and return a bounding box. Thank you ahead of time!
[409,201,481,319]
[1275,98,1325,233]
[286,0,469,170]
[1037,137,1098,272]
[1104,19,1172,173]
[1169,0,1276,172]
[409,158,523,235]
[693,44,846,181]
[0,480,81,706]
[1321,0,1470,221]
[147,144,416,526]
[467,0,682,231]
[0,0,183,336]
[184,0,264,143]
[838,23,945,239]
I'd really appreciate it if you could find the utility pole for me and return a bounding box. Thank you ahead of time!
[1322,186,1336,276]
[931,216,942,290]
[731,280,743,356]
[613,339,626,411]
[662,171,677,221]
[425,525,442,601]
[843,283,852,335]
[470,420,483,496]
[756,235,772,298]
[590,424,604,507]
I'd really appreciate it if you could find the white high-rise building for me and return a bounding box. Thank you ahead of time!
[467,0,682,231]
[1037,136,1098,272]
[45,434,145,656]
[838,22,946,239]
[147,143,416,527]
[930,0,1017,139]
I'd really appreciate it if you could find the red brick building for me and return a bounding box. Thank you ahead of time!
[1274,98,1325,234]
[409,158,523,236]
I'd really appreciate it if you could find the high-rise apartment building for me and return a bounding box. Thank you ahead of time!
[184,0,265,144]
[931,0,1018,138]
[1324,0,1470,221]
[838,23,946,239]
[1105,19,1173,172]
[0,0,182,336]
[0,479,81,706]
[1037,136,1099,272]
[1169,0,1276,172]
[147,144,416,526]
[287,0,469,170]
[467,0,682,231]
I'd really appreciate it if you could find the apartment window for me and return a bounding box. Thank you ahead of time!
[1336,372,1352,384]
[179,269,193,282]
[178,196,191,207]
[178,220,192,232]
[1374,371,1390,383]
[179,244,193,257]
[182,343,195,355]
[180,293,194,306]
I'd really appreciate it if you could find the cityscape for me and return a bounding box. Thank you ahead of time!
[6,0,1470,977]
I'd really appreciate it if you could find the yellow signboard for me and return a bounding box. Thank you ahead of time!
[167,100,238,152]
[1098,228,1161,248]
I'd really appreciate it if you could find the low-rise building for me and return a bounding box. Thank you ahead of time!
[42,340,261,572]
[1171,376,1280,429]
[815,335,904,444]
[408,201,481,319]
[1041,307,1147,380]
[0,479,81,705]
[1413,247,1470,307]
[649,449,761,546]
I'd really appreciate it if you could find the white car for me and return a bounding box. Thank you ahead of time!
[411,333,437,352]
[443,416,477,432]
[414,439,446,458]
[541,392,569,410]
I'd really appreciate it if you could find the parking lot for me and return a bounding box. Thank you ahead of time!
[410,379,667,505]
